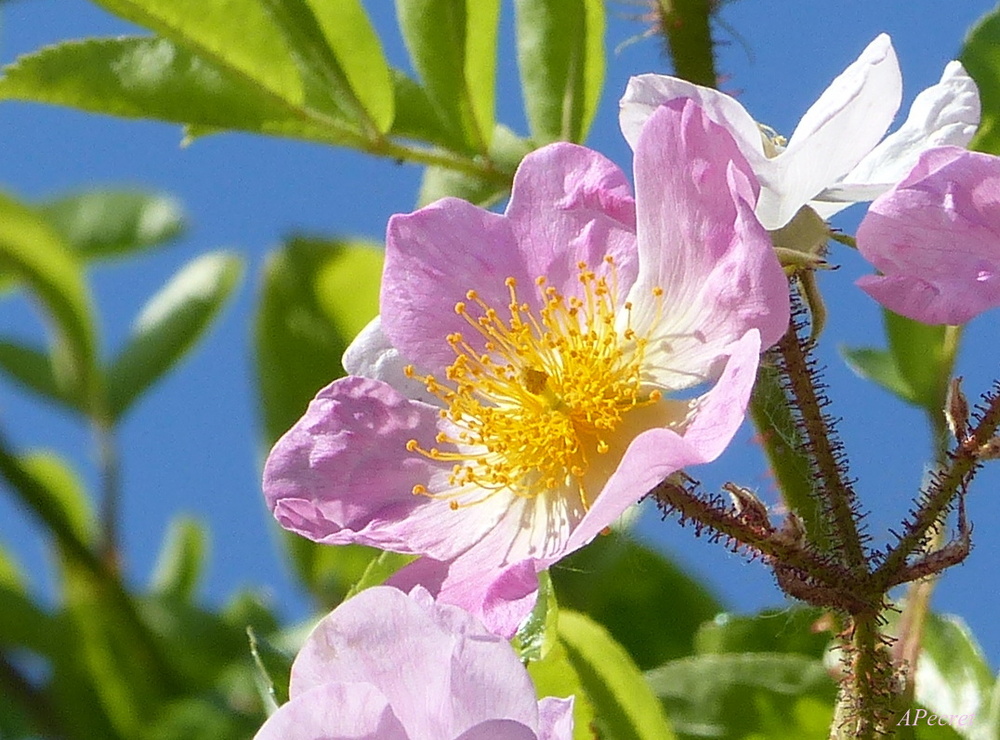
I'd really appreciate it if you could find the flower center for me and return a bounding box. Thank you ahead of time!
[405,257,662,510]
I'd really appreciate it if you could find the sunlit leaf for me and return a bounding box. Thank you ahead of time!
[514,0,605,143]
[345,550,417,599]
[40,189,185,262]
[106,251,243,420]
[694,607,831,659]
[513,570,558,663]
[527,636,596,740]
[396,0,500,151]
[0,38,355,146]
[305,0,395,132]
[559,610,676,740]
[841,345,917,404]
[91,0,303,104]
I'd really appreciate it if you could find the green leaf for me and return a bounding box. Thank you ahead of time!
[962,6,1000,155]
[913,613,994,740]
[390,70,456,147]
[106,251,243,420]
[304,0,395,133]
[514,0,605,143]
[551,533,721,670]
[150,516,208,602]
[283,538,383,608]
[247,625,293,711]
[255,237,382,445]
[40,189,186,262]
[527,636,596,740]
[0,38,354,146]
[513,570,558,663]
[138,697,260,740]
[345,550,418,599]
[559,610,677,740]
[19,452,96,547]
[90,0,303,105]
[396,0,500,152]
[417,123,529,206]
[0,339,80,411]
[646,653,836,740]
[884,310,953,412]
[0,192,98,409]
[841,345,917,404]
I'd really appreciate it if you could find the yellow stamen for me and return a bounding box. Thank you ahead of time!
[407,259,663,510]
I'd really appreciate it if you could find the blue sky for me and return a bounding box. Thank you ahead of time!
[1,0,998,667]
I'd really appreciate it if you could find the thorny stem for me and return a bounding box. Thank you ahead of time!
[873,385,1000,591]
[773,309,868,573]
[835,613,896,740]
[649,477,858,596]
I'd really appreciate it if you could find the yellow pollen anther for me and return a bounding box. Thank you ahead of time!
[405,261,665,511]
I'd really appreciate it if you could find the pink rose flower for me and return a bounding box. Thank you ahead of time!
[857,146,1000,325]
[263,100,789,636]
[254,586,574,740]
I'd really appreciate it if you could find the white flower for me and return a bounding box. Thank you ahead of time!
[620,34,981,230]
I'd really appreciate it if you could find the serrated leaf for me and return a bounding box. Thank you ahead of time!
[0,192,98,409]
[106,251,243,420]
[962,6,1000,155]
[150,516,207,602]
[551,533,721,670]
[0,339,80,411]
[0,37,355,146]
[646,653,835,740]
[40,190,185,262]
[255,237,382,445]
[396,0,500,152]
[90,0,303,105]
[515,0,605,143]
[559,610,676,740]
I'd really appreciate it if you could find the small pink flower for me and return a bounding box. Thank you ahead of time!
[263,100,789,636]
[857,146,1000,325]
[253,586,574,740]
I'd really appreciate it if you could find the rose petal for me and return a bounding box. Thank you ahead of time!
[536,697,576,740]
[815,60,981,218]
[342,316,439,404]
[264,376,504,559]
[253,682,408,740]
[755,34,902,228]
[857,146,1000,324]
[290,587,538,738]
[628,100,788,388]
